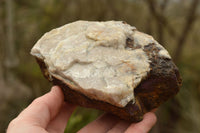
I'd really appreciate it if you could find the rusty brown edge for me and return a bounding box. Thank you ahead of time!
[35,57,181,122]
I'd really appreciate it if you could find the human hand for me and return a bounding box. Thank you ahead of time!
[7,86,157,133]
[7,86,76,133]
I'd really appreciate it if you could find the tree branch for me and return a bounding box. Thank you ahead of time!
[0,9,5,82]
[157,0,169,46]
[5,0,18,68]
[173,0,200,63]
[146,0,177,39]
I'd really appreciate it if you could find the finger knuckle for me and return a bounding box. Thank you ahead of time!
[8,118,19,128]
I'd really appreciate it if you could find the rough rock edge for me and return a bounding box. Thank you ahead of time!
[35,52,181,122]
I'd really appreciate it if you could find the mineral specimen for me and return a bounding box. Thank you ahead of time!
[31,21,181,122]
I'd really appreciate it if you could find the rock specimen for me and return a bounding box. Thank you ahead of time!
[31,21,181,122]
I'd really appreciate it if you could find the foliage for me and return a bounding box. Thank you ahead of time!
[65,107,102,133]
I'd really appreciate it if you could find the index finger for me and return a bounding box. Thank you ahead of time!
[125,112,157,133]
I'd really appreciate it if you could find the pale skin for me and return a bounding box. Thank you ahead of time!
[7,86,157,133]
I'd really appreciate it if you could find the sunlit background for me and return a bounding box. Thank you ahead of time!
[0,0,200,132]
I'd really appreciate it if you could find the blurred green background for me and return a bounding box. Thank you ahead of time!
[0,0,200,132]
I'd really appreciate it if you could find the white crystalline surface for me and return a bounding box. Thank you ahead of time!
[31,21,171,107]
